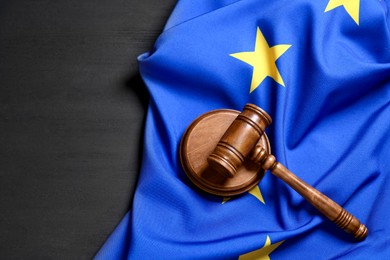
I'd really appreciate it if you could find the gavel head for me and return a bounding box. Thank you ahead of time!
[207,104,272,178]
[179,103,272,196]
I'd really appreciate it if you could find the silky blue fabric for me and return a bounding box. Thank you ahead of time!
[96,0,390,258]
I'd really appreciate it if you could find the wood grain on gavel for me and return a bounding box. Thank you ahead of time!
[250,145,368,240]
[206,104,368,240]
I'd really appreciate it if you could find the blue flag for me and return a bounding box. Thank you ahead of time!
[96,0,390,258]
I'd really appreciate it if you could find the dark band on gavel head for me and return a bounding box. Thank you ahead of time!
[207,104,272,178]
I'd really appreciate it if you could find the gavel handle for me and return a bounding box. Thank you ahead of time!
[251,146,368,240]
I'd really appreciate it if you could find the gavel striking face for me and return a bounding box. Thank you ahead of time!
[180,104,368,240]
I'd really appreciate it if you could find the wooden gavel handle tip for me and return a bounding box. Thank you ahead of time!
[334,209,368,240]
[355,224,368,240]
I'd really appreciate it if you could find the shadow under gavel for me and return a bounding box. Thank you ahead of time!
[181,104,368,240]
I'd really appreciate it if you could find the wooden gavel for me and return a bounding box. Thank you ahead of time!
[180,104,368,240]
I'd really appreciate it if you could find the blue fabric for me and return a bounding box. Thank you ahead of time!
[96,0,390,258]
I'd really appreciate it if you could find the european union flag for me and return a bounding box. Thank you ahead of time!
[96,0,390,258]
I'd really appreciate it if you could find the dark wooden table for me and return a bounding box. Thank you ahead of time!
[0,0,176,258]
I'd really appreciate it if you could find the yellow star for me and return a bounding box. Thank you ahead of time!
[325,0,360,25]
[230,27,291,93]
[239,236,284,260]
[222,186,265,204]
[248,185,265,204]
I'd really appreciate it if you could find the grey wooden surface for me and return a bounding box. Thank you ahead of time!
[0,0,176,258]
